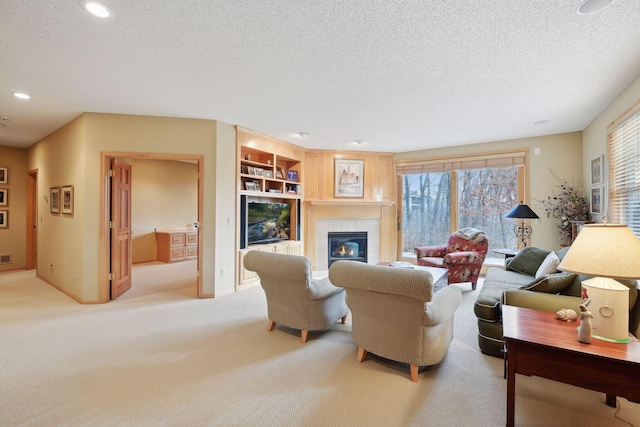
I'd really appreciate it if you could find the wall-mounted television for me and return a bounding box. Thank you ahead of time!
[246,201,291,245]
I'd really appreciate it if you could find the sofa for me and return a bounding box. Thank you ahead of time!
[474,246,640,357]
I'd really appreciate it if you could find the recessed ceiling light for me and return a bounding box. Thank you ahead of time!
[354,140,365,145]
[11,92,30,100]
[577,0,616,14]
[80,0,113,18]
[534,120,550,125]
[296,132,309,138]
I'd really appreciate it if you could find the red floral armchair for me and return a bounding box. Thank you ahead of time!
[414,229,489,290]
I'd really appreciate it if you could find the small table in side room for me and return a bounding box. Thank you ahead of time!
[502,305,640,427]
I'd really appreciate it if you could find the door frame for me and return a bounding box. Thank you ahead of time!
[26,169,38,270]
[99,152,204,302]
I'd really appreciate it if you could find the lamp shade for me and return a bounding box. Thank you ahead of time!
[505,203,539,219]
[557,224,640,279]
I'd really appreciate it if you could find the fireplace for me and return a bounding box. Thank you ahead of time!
[328,232,368,267]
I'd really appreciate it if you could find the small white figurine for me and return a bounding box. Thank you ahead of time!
[578,304,593,344]
[555,308,578,322]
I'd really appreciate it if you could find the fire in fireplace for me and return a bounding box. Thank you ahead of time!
[328,231,368,267]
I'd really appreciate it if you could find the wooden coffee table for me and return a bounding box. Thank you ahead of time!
[502,305,640,427]
[377,262,448,292]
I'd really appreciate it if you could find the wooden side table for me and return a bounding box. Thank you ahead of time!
[502,305,640,427]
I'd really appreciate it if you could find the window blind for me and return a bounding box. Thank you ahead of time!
[396,151,526,175]
[608,107,640,237]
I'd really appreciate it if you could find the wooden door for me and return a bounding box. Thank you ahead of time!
[110,159,132,298]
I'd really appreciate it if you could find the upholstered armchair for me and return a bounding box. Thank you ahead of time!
[243,251,348,343]
[414,228,489,290]
[328,261,462,382]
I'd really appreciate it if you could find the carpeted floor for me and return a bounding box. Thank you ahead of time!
[0,262,638,426]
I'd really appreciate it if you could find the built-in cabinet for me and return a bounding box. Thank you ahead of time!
[237,241,302,290]
[236,127,304,290]
[156,228,198,263]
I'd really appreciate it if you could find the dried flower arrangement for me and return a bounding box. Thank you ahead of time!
[540,178,589,245]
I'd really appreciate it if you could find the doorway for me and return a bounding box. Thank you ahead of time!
[99,152,204,302]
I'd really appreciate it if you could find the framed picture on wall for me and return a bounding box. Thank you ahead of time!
[590,186,603,215]
[0,210,8,229]
[0,166,8,185]
[61,185,74,216]
[591,155,603,186]
[334,159,364,198]
[50,187,60,214]
[0,188,7,207]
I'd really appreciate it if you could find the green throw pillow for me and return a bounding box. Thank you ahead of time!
[506,247,552,276]
[522,273,577,293]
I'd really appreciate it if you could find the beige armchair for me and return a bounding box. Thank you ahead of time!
[243,251,348,343]
[329,261,462,382]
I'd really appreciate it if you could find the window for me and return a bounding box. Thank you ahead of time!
[608,105,640,237]
[397,152,526,258]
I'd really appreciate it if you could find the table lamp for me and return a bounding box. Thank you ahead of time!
[505,202,539,249]
[557,224,640,343]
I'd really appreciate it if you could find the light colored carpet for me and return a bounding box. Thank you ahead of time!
[1,262,638,427]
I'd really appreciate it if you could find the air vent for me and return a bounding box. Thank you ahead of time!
[0,254,12,264]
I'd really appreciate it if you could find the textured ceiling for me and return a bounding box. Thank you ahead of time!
[1,1,640,152]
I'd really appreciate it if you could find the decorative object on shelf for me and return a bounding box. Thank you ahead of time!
[590,155,603,186]
[276,167,284,179]
[244,154,251,161]
[558,223,640,343]
[286,170,298,182]
[0,166,8,185]
[61,185,74,216]
[578,303,593,344]
[245,181,260,191]
[263,170,273,178]
[0,210,7,229]
[266,159,272,165]
[590,186,602,214]
[334,158,364,198]
[505,202,539,249]
[50,187,60,214]
[540,176,589,245]
[555,308,578,322]
[0,188,7,207]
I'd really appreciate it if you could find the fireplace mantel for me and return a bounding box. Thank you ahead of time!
[306,201,394,207]
[305,201,396,270]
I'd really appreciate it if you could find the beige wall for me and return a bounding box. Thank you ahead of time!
[394,132,584,251]
[583,72,640,223]
[214,122,238,295]
[131,159,198,263]
[26,113,224,302]
[0,146,28,271]
[28,115,87,296]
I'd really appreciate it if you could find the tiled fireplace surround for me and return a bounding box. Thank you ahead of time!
[306,201,395,271]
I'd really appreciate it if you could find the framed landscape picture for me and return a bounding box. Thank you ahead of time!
[334,159,364,198]
[61,185,74,216]
[0,166,8,185]
[286,170,298,182]
[591,155,603,186]
[590,186,602,215]
[50,187,60,214]
[0,188,8,207]
[0,210,7,229]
